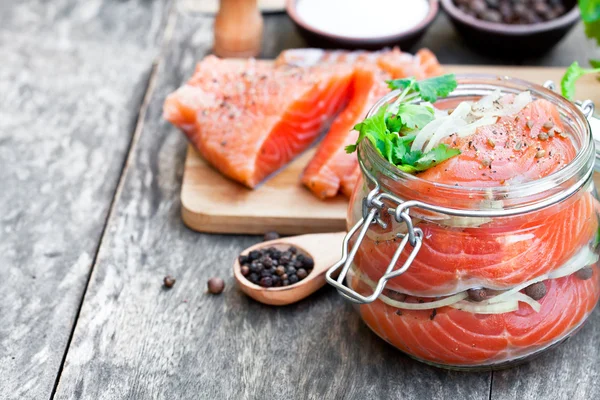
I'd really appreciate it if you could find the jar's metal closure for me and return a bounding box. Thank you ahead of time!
[326,79,597,305]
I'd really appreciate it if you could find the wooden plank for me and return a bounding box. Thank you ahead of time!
[181,146,348,235]
[180,64,600,235]
[0,0,170,398]
[491,309,600,400]
[53,9,492,400]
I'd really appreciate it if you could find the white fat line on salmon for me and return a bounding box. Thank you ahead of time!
[350,245,597,314]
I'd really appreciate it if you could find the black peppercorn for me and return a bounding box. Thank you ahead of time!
[248,273,259,283]
[524,282,547,300]
[264,231,280,241]
[297,268,308,280]
[287,266,297,275]
[163,275,176,289]
[275,266,286,276]
[302,256,314,269]
[260,269,271,277]
[240,266,250,276]
[289,274,299,284]
[249,261,261,273]
[249,250,261,261]
[207,277,225,294]
[260,276,273,287]
[467,288,487,302]
[238,255,249,265]
[576,267,593,280]
[282,279,290,286]
[262,256,273,267]
[289,246,298,254]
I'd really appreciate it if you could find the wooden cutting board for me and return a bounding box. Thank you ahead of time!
[180,65,600,235]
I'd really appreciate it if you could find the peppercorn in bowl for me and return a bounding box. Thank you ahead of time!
[440,0,580,57]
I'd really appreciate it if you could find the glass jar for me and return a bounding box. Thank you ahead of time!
[327,75,600,370]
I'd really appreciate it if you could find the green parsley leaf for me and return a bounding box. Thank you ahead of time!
[396,104,435,130]
[385,115,403,133]
[387,74,457,103]
[561,61,600,100]
[346,75,460,174]
[579,0,600,45]
[413,74,458,103]
[413,143,461,171]
[401,149,423,166]
[396,144,461,173]
[346,105,389,154]
[386,77,415,91]
[591,59,600,68]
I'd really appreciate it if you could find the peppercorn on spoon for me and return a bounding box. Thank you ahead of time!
[233,232,346,306]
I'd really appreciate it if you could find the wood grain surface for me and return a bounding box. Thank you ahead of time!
[180,66,600,235]
[4,0,600,399]
[0,0,169,398]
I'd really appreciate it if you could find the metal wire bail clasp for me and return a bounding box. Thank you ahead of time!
[325,182,423,304]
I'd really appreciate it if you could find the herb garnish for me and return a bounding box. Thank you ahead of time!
[346,74,460,173]
[560,61,600,100]
[579,0,600,45]
[560,1,600,99]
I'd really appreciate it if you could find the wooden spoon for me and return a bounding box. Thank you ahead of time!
[233,232,346,306]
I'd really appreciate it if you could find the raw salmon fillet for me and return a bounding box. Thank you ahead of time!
[352,98,598,297]
[301,68,389,199]
[276,48,444,198]
[163,56,353,188]
[351,269,600,366]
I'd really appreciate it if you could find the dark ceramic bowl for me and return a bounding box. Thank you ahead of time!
[440,0,580,57]
[286,0,439,50]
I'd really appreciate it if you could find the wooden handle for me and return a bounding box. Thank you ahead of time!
[214,0,263,58]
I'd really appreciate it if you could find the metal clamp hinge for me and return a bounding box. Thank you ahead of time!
[326,184,423,304]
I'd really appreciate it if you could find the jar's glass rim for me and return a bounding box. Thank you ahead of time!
[360,73,595,203]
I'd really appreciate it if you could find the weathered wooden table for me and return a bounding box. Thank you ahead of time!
[2,1,600,399]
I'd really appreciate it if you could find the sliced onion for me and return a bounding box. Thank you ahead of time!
[455,116,498,138]
[380,292,468,310]
[512,292,541,312]
[487,246,597,304]
[548,246,598,279]
[472,91,532,118]
[471,90,502,113]
[438,216,492,228]
[422,102,471,152]
[410,117,446,152]
[450,299,519,314]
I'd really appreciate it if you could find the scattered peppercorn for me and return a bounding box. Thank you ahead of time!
[535,149,546,158]
[238,245,314,288]
[526,120,534,129]
[383,289,407,302]
[575,267,594,280]
[487,138,496,148]
[467,288,488,302]
[207,277,225,294]
[263,231,280,241]
[538,132,548,141]
[163,275,176,289]
[524,282,547,300]
[543,120,554,130]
